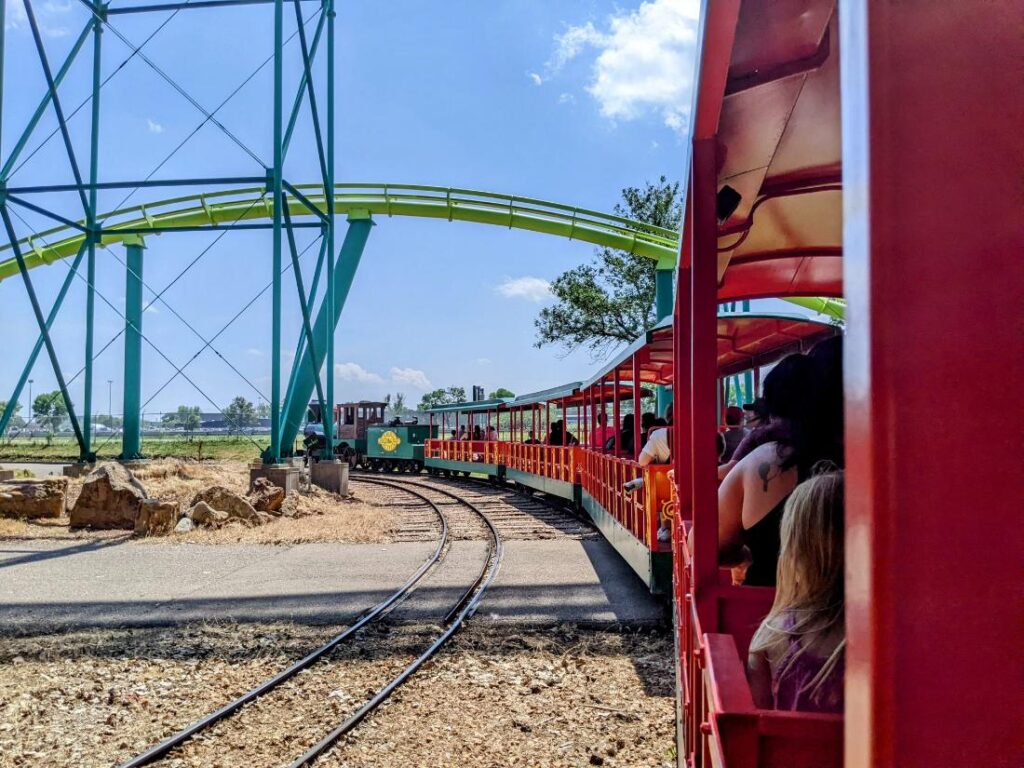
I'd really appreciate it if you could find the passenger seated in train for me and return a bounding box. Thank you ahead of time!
[449,429,458,441]
[718,397,788,480]
[523,430,540,444]
[607,415,635,454]
[548,419,579,446]
[747,468,845,714]
[486,425,497,441]
[721,406,746,461]
[640,411,657,447]
[713,338,843,586]
[637,404,673,542]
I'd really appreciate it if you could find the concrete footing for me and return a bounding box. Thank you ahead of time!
[311,460,349,495]
[250,463,301,493]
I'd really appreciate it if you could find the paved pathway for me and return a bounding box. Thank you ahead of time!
[0,537,664,632]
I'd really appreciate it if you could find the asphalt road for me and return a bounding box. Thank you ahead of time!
[0,537,664,632]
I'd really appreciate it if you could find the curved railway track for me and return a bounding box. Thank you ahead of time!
[117,476,503,768]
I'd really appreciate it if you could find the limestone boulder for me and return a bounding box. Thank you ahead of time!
[175,517,194,534]
[249,477,285,514]
[134,499,179,536]
[0,478,67,519]
[189,486,259,524]
[70,464,147,529]
[187,500,229,528]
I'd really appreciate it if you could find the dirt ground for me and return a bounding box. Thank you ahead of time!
[0,622,674,768]
[0,460,397,545]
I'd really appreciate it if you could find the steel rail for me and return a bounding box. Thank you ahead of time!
[116,480,452,768]
[288,476,504,767]
[0,182,680,282]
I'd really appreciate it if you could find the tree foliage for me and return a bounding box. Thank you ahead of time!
[162,405,202,436]
[0,400,24,428]
[534,176,682,357]
[223,396,257,430]
[489,388,515,399]
[417,387,467,412]
[33,391,68,434]
[389,393,408,415]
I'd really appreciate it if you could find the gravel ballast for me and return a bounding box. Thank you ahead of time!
[0,622,674,768]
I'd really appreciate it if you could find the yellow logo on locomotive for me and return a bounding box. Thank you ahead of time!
[377,430,402,453]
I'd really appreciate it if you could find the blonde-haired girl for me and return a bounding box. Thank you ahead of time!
[747,468,845,713]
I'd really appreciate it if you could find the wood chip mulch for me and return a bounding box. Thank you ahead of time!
[0,622,675,768]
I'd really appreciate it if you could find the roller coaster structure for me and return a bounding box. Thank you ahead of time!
[0,0,843,466]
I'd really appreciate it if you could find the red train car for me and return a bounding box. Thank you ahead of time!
[671,2,1020,767]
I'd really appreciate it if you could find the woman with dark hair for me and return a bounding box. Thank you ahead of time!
[713,339,844,586]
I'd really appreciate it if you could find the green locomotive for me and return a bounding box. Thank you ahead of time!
[363,423,436,472]
[303,400,435,471]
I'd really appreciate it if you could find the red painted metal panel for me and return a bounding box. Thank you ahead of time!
[691,138,722,630]
[841,2,1023,767]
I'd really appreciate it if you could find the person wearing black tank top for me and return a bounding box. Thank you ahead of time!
[708,338,844,586]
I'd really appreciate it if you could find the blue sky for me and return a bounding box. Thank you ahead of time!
[1,0,705,417]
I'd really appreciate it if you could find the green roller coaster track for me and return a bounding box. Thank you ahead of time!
[0,180,846,325]
[0,183,682,280]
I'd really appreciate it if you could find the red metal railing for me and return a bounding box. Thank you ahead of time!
[579,449,672,549]
[504,442,578,483]
[424,439,504,465]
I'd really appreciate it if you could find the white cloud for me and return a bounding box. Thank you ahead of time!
[144,304,159,314]
[147,118,164,134]
[558,92,575,105]
[390,367,431,390]
[246,347,263,357]
[549,0,699,135]
[495,276,553,303]
[5,0,72,37]
[334,362,385,385]
[476,357,492,366]
[527,72,543,86]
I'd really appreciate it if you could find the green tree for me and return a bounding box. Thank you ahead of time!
[534,176,682,357]
[489,388,515,399]
[0,400,24,429]
[33,391,68,434]
[255,401,270,419]
[417,387,467,412]
[223,396,257,430]
[390,393,407,415]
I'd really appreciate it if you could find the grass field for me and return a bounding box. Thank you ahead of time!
[0,435,298,462]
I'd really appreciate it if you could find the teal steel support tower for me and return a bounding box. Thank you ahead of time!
[120,237,145,460]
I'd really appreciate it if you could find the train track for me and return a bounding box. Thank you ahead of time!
[117,477,503,768]
[353,471,596,541]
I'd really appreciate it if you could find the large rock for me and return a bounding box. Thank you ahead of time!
[70,463,148,529]
[187,500,229,528]
[249,477,285,514]
[134,499,178,536]
[189,486,259,524]
[174,517,194,534]
[0,478,67,519]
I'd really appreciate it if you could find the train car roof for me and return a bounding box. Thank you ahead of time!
[424,398,513,414]
[697,0,843,303]
[582,312,839,389]
[509,382,582,407]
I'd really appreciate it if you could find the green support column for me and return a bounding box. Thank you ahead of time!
[655,260,675,416]
[277,213,373,455]
[324,0,336,457]
[82,13,102,463]
[120,236,145,460]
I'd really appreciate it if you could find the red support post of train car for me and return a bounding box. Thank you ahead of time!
[690,137,721,630]
[613,370,621,454]
[632,353,642,461]
[841,2,1022,765]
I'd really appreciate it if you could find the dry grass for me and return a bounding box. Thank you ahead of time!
[0,460,398,545]
[0,622,674,768]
